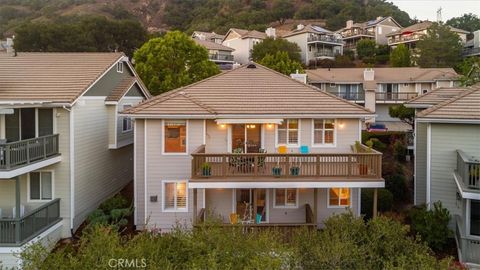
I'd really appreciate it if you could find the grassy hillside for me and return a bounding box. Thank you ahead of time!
[0,0,412,37]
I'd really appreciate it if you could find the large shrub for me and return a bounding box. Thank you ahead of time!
[409,202,452,251]
[361,188,394,219]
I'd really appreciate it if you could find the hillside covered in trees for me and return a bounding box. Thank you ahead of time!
[0,0,413,37]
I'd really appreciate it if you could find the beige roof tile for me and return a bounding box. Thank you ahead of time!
[126,63,373,117]
[0,52,124,104]
[105,77,137,102]
[229,28,267,39]
[406,87,468,107]
[283,24,333,38]
[417,86,480,120]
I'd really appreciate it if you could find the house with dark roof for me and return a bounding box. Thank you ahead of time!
[336,16,402,51]
[0,52,150,268]
[283,24,344,66]
[406,85,480,267]
[123,62,384,233]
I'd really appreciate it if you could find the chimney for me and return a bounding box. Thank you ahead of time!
[364,68,375,81]
[346,20,354,28]
[297,24,305,31]
[265,27,276,39]
[290,71,307,84]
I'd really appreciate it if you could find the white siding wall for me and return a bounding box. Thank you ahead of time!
[116,97,144,147]
[134,119,146,228]
[414,122,428,205]
[285,34,308,65]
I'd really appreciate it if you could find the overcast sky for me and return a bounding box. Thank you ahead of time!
[389,0,480,21]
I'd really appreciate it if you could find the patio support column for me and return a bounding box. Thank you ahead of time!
[193,188,198,225]
[15,176,21,243]
[373,188,378,218]
[313,188,318,224]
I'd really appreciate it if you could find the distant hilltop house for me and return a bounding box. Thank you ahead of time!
[221,27,276,64]
[464,30,480,57]
[192,31,225,44]
[283,24,344,66]
[387,21,469,50]
[336,16,402,52]
[192,37,236,70]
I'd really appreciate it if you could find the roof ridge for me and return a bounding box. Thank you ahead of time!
[417,87,480,117]
[181,92,217,114]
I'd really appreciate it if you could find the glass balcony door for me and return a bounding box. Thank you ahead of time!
[5,108,53,142]
[231,124,261,153]
[235,188,267,223]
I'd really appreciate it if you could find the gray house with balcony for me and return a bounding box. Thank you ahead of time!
[0,52,150,268]
[406,86,480,267]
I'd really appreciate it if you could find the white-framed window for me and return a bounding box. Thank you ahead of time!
[116,62,123,73]
[276,119,299,146]
[122,104,132,132]
[28,171,53,202]
[163,120,187,154]
[274,189,298,208]
[162,180,188,212]
[312,119,336,146]
[469,199,480,237]
[328,188,351,208]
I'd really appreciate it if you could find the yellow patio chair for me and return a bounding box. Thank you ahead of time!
[278,145,287,154]
[229,213,238,224]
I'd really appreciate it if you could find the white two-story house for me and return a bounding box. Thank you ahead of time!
[0,52,150,268]
[124,63,384,232]
[222,28,271,64]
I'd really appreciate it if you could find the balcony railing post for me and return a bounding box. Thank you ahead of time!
[254,155,258,176]
[347,154,352,177]
[26,141,30,164]
[5,144,10,170]
[222,155,226,177]
[43,136,47,158]
[316,155,321,176]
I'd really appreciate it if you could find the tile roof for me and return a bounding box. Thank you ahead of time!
[405,87,468,107]
[283,24,334,38]
[193,39,234,51]
[417,86,480,120]
[125,63,373,117]
[306,67,459,83]
[0,52,124,104]
[105,77,137,102]
[229,28,267,39]
[386,21,469,37]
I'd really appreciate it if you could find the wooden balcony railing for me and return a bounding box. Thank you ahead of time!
[456,150,480,189]
[191,145,382,180]
[0,199,61,245]
[375,92,418,101]
[0,134,59,171]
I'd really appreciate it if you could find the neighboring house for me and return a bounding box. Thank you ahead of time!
[192,31,225,44]
[222,28,274,64]
[406,86,480,267]
[124,63,384,233]
[193,39,235,70]
[0,52,150,268]
[283,24,344,66]
[0,38,13,53]
[337,17,401,51]
[387,21,469,50]
[305,67,460,130]
[464,30,480,57]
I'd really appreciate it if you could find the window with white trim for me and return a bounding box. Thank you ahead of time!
[122,105,132,132]
[117,62,123,73]
[274,189,297,208]
[29,172,53,201]
[163,181,187,211]
[277,119,299,146]
[328,188,350,207]
[313,119,335,145]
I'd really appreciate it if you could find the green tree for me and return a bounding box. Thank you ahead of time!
[389,104,415,129]
[271,0,294,24]
[390,44,411,67]
[409,202,452,251]
[251,37,301,63]
[416,23,463,68]
[456,57,480,86]
[259,51,304,75]
[356,39,376,62]
[446,13,480,35]
[133,31,220,95]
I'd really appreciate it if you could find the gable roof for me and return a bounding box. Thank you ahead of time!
[224,28,267,41]
[417,86,480,120]
[193,39,234,51]
[124,63,373,118]
[283,24,334,38]
[0,52,127,105]
[405,87,468,108]
[306,67,459,84]
[192,31,225,41]
[386,21,469,37]
[105,77,145,102]
[337,16,401,32]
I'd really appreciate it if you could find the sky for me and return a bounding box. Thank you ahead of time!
[389,0,480,21]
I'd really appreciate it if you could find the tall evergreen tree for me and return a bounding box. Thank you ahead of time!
[390,44,411,67]
[416,23,463,68]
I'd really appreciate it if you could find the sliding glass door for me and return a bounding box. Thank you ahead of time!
[231,124,261,153]
[5,108,53,142]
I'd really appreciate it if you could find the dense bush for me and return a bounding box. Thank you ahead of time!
[409,202,452,251]
[385,174,409,203]
[18,213,457,270]
[361,188,394,219]
[393,139,407,161]
[87,194,132,229]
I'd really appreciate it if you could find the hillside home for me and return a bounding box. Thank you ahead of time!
[283,24,344,66]
[407,87,480,266]
[464,30,480,57]
[222,28,275,64]
[124,63,384,233]
[192,31,225,44]
[0,52,150,268]
[337,17,401,51]
[193,39,235,70]
[387,21,469,50]
[305,67,460,130]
